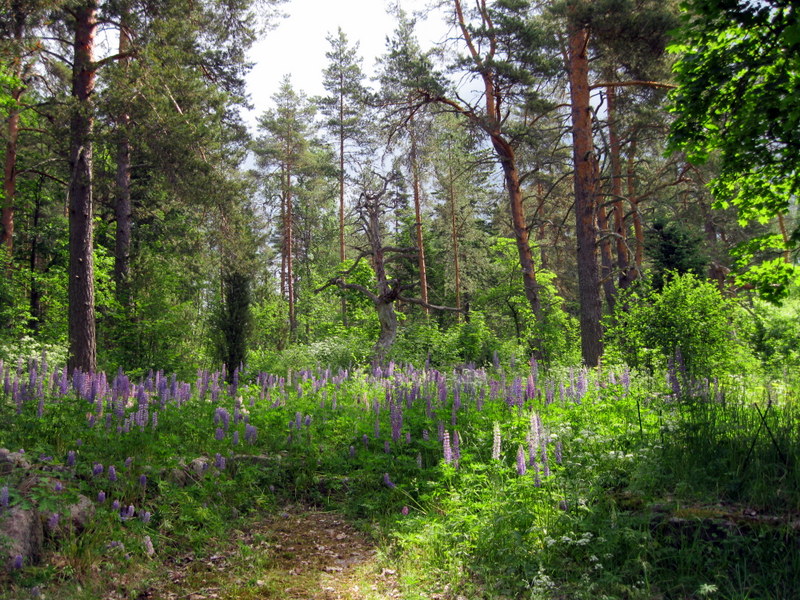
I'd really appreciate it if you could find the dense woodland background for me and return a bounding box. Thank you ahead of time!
[1,0,799,379]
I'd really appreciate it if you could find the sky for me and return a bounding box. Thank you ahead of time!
[243,0,449,129]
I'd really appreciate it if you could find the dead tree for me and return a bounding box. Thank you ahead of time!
[316,168,461,363]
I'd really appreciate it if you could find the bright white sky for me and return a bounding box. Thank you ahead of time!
[243,0,449,130]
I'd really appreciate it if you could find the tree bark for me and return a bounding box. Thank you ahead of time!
[448,164,462,318]
[607,84,631,289]
[409,109,429,316]
[68,1,98,373]
[285,164,296,335]
[1,4,25,262]
[338,78,348,326]
[114,16,132,305]
[626,140,644,274]
[567,19,603,366]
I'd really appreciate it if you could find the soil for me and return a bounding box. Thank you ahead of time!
[143,505,403,600]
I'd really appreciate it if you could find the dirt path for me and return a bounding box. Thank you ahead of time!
[148,505,403,600]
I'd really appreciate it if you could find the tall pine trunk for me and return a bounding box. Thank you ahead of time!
[338,81,348,326]
[1,5,25,261]
[114,17,132,304]
[567,20,603,366]
[607,84,631,289]
[68,1,98,372]
[448,164,462,318]
[285,165,296,335]
[409,109,429,316]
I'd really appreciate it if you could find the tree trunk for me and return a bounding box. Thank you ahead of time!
[1,6,25,262]
[114,17,132,305]
[448,165,462,318]
[607,84,631,289]
[68,1,98,373]
[567,20,603,366]
[285,164,296,335]
[626,140,644,275]
[493,137,543,321]
[597,203,616,313]
[29,184,42,331]
[374,298,398,364]
[409,109,429,316]
[338,82,348,326]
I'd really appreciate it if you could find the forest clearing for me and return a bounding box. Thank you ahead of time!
[2,0,799,598]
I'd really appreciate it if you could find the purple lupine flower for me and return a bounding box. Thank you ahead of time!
[452,430,461,467]
[555,440,563,464]
[304,414,312,427]
[140,511,151,524]
[401,506,409,516]
[244,424,257,444]
[405,432,411,444]
[349,445,355,458]
[215,427,225,441]
[54,481,64,492]
[384,440,391,454]
[98,491,106,503]
[112,500,120,511]
[215,453,226,470]
[12,555,23,569]
[47,512,60,530]
[383,473,396,489]
[125,457,133,469]
[232,431,239,445]
[362,433,369,448]
[443,431,453,465]
[66,450,76,467]
[108,465,117,482]
[516,445,527,476]
[422,429,429,441]
[143,535,155,556]
[437,420,445,442]
[139,474,147,488]
[92,463,104,476]
[151,411,158,429]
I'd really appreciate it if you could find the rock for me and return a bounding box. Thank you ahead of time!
[189,457,211,476]
[0,449,31,473]
[0,506,43,570]
[66,494,95,531]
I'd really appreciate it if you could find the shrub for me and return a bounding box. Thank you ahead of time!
[606,272,747,378]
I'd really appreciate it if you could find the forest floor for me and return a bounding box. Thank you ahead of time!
[139,505,410,600]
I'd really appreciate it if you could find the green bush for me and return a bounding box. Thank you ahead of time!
[606,272,748,379]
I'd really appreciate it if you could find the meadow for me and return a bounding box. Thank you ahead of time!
[1,355,798,599]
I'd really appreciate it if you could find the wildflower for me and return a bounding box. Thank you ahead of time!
[452,431,461,467]
[66,450,76,467]
[92,463,104,476]
[140,511,151,524]
[139,474,147,488]
[244,424,258,444]
[12,555,23,569]
[98,491,106,503]
[401,506,409,516]
[47,512,60,530]
[143,535,155,557]
[108,465,117,482]
[125,457,133,469]
[1,485,9,510]
[443,431,452,465]
[362,433,369,448]
[383,473,396,489]
[214,427,225,441]
[492,422,502,460]
[516,445,527,476]
[54,481,64,492]
[232,431,239,445]
[112,500,120,511]
[349,445,355,458]
[422,429,429,441]
[215,453,226,470]
[384,441,391,454]
[555,441,563,464]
